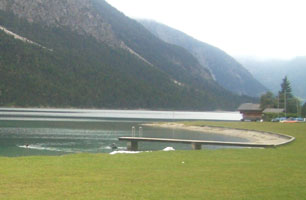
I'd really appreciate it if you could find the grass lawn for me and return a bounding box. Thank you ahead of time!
[0,122,305,199]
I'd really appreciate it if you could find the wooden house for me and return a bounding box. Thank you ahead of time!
[238,103,263,121]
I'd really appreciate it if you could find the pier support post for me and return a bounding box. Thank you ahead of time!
[191,143,201,150]
[127,141,138,151]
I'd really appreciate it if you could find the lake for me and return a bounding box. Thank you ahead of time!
[0,108,245,156]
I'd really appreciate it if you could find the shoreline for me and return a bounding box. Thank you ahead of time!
[143,123,292,145]
[0,107,242,121]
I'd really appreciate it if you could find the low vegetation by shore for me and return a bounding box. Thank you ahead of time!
[0,122,305,199]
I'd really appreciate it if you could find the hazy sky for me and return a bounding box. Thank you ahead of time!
[106,0,305,60]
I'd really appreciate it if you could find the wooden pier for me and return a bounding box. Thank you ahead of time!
[118,137,276,151]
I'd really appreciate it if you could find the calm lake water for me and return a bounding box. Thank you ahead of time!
[0,108,245,157]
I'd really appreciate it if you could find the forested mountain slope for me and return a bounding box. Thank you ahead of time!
[138,20,267,97]
[0,0,255,110]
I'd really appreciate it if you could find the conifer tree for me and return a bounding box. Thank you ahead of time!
[278,76,299,114]
[279,76,293,98]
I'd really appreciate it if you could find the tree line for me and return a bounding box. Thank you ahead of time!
[260,76,306,117]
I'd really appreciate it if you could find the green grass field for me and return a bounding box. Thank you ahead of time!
[0,122,305,199]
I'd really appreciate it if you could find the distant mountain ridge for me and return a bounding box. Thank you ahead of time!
[238,56,306,101]
[138,20,267,97]
[0,0,255,110]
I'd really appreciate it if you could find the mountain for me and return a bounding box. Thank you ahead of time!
[138,20,267,97]
[237,56,306,101]
[0,0,255,110]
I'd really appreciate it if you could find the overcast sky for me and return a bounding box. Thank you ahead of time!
[106,0,305,60]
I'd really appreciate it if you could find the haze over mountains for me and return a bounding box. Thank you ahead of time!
[0,0,257,110]
[238,56,306,101]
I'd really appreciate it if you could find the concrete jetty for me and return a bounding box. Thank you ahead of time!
[118,137,277,151]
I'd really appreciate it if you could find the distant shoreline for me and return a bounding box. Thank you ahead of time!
[143,123,293,145]
[0,107,242,121]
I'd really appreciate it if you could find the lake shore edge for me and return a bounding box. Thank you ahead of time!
[143,122,294,146]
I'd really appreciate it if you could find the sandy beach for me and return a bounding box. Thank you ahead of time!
[143,123,293,145]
